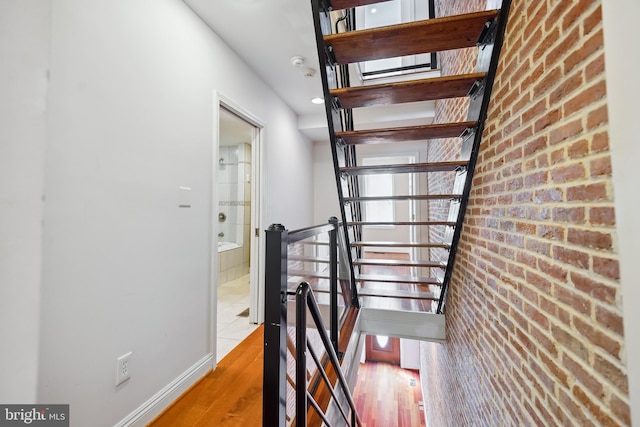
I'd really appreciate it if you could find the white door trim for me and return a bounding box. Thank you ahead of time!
[211,92,265,364]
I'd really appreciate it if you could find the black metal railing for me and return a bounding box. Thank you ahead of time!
[295,282,362,427]
[263,218,359,426]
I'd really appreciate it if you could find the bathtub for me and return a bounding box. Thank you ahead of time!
[218,241,241,252]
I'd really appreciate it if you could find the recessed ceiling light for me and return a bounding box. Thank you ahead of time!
[370,7,377,13]
[311,97,324,104]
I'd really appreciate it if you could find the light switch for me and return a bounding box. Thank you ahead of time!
[178,186,191,208]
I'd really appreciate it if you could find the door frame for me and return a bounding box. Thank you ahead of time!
[211,92,265,363]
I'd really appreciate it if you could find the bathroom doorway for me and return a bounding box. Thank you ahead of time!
[215,103,262,362]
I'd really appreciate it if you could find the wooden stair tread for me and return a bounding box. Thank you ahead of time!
[340,160,467,175]
[356,273,442,285]
[357,288,439,300]
[331,72,485,108]
[352,241,450,248]
[336,121,476,145]
[349,221,456,227]
[344,194,461,202]
[329,0,392,10]
[354,259,446,268]
[325,10,499,64]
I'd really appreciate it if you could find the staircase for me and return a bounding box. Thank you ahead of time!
[311,0,512,315]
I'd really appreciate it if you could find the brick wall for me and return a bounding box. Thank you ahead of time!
[421,1,630,425]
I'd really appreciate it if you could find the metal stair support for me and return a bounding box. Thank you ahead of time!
[312,0,513,315]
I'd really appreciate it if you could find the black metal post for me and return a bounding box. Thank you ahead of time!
[263,224,288,427]
[429,0,437,69]
[296,283,310,427]
[328,217,339,354]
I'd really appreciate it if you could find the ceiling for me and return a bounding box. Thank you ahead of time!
[182,0,436,142]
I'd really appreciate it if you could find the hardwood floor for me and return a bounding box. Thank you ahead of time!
[148,326,263,427]
[353,361,426,427]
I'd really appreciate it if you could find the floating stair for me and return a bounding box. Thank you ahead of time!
[312,0,512,316]
[324,10,499,64]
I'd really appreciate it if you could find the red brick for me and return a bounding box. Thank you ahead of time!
[551,163,585,183]
[559,389,597,427]
[539,352,569,386]
[593,256,620,280]
[534,188,563,203]
[566,183,608,202]
[525,238,551,257]
[564,80,607,115]
[593,354,628,394]
[587,104,608,130]
[586,53,605,83]
[595,306,624,336]
[571,271,616,305]
[524,135,547,156]
[553,246,589,269]
[524,171,548,187]
[545,25,580,69]
[572,385,618,427]
[561,1,592,32]
[535,109,561,134]
[555,284,591,316]
[567,139,589,159]
[562,353,604,398]
[521,97,546,124]
[564,29,604,75]
[552,207,585,224]
[567,228,612,250]
[537,225,564,241]
[574,316,621,357]
[533,66,562,98]
[583,5,602,35]
[551,324,589,361]
[610,393,631,426]
[591,132,609,153]
[549,74,582,106]
[549,120,584,145]
[589,207,615,226]
[590,156,612,176]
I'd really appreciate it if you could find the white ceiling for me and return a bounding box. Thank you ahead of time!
[183,0,436,142]
[183,0,324,117]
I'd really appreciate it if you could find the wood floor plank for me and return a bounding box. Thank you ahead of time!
[354,361,426,427]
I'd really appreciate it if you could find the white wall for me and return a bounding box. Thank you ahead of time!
[0,0,50,403]
[602,0,640,423]
[313,141,341,224]
[10,0,315,425]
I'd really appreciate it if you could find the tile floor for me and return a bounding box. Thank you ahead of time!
[216,274,259,362]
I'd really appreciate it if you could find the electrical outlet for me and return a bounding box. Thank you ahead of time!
[116,352,132,386]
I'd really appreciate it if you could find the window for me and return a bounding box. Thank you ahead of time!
[363,171,394,222]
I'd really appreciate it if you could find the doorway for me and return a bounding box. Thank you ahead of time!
[366,335,401,364]
[214,102,262,363]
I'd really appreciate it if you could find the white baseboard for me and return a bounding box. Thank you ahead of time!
[114,353,213,427]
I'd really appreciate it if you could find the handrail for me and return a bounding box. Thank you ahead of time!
[296,282,362,427]
[263,218,358,426]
